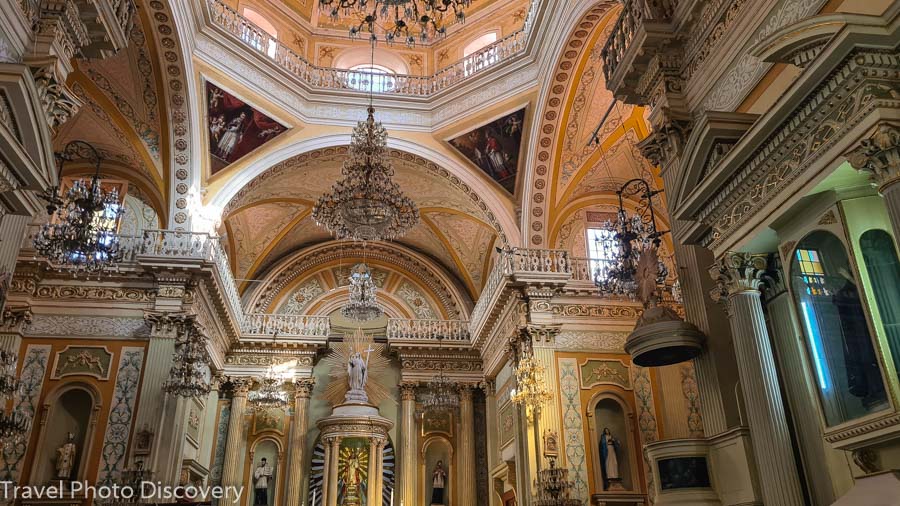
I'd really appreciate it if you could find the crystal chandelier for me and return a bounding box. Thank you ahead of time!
[511,352,552,417]
[313,107,418,241]
[419,335,459,414]
[249,365,289,411]
[341,263,383,321]
[34,140,125,275]
[593,178,671,299]
[534,458,582,506]
[163,319,211,398]
[319,0,473,45]
[0,349,27,452]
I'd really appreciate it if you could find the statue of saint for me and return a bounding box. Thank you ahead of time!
[253,458,273,506]
[347,352,368,392]
[55,432,77,480]
[430,460,447,505]
[344,449,363,488]
[600,427,622,490]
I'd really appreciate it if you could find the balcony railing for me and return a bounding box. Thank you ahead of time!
[601,0,679,82]
[387,318,470,342]
[206,0,533,97]
[241,313,331,338]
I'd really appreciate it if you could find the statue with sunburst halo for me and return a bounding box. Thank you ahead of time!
[320,328,392,407]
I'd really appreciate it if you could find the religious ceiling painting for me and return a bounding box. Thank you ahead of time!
[205,82,287,175]
[449,108,526,195]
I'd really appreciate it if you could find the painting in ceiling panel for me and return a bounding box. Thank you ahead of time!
[225,201,307,279]
[424,211,496,290]
[206,82,288,175]
[448,108,525,195]
[80,24,162,167]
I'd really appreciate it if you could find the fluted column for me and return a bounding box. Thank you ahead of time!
[221,378,252,491]
[483,381,501,506]
[711,253,804,506]
[326,436,342,506]
[321,438,333,506]
[763,273,837,506]
[0,214,29,284]
[846,122,900,244]
[399,382,417,506]
[375,439,386,506]
[286,378,315,506]
[458,385,477,506]
[368,438,379,506]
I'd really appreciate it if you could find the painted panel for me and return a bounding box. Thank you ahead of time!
[97,346,145,485]
[579,359,631,390]
[448,108,525,194]
[1,344,51,481]
[51,345,113,380]
[558,358,588,502]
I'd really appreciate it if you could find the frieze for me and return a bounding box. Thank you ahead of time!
[824,413,900,448]
[51,346,114,380]
[554,331,628,352]
[26,315,150,338]
[27,284,154,303]
[697,51,900,249]
[548,303,641,319]
[225,354,315,367]
[399,359,482,372]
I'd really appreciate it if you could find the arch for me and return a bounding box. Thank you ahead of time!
[420,435,454,506]
[208,137,520,247]
[463,31,500,57]
[248,436,283,506]
[333,47,410,75]
[30,382,104,485]
[584,390,641,494]
[858,228,900,376]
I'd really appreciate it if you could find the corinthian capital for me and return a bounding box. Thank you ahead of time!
[399,381,418,401]
[845,122,900,189]
[293,378,316,399]
[709,252,769,302]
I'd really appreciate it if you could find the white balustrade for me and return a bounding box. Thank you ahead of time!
[206,0,531,97]
[387,318,470,342]
[242,313,331,338]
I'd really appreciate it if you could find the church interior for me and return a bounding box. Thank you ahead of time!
[0,0,899,505]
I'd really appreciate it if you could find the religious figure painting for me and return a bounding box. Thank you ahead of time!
[205,82,287,175]
[448,108,526,194]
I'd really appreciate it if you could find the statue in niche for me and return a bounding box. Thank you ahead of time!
[55,432,77,480]
[253,458,273,506]
[600,428,623,491]
[430,460,447,505]
[341,448,364,504]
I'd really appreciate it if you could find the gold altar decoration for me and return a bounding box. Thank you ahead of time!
[321,328,392,406]
[338,445,369,505]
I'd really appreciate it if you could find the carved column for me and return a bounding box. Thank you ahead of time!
[221,378,252,491]
[368,438,379,506]
[399,382,417,505]
[375,439,386,505]
[762,271,837,506]
[286,378,315,506]
[321,436,333,506]
[325,436,343,506]
[458,384,477,506]
[846,122,900,244]
[483,380,501,506]
[710,253,805,506]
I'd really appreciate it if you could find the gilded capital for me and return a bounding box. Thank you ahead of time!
[229,376,254,396]
[709,252,768,302]
[293,378,316,399]
[845,122,900,189]
[399,381,418,401]
[458,383,473,401]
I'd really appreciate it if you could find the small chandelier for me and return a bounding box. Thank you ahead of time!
[312,106,419,241]
[0,350,27,452]
[249,365,289,411]
[163,320,211,398]
[593,178,671,299]
[34,140,125,275]
[534,457,582,506]
[511,352,552,417]
[319,0,473,45]
[419,335,459,414]
[341,263,383,321]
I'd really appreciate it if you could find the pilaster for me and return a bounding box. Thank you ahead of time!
[398,381,417,506]
[286,378,315,506]
[710,252,805,506]
[220,377,252,491]
[458,384,477,506]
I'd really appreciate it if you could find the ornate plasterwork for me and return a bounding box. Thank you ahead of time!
[631,365,659,500]
[10,277,154,303]
[276,278,326,315]
[695,51,900,249]
[579,359,631,390]
[530,299,642,321]
[51,345,113,380]
[553,331,628,352]
[25,315,151,338]
[97,347,145,485]
[224,354,315,367]
[558,357,589,502]
[845,122,900,188]
[1,344,51,481]
[32,65,83,131]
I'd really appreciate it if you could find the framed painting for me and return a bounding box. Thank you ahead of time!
[448,108,526,195]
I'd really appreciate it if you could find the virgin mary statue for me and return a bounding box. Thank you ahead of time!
[600,427,621,490]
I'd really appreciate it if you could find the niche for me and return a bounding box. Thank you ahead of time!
[588,395,638,493]
[421,436,453,506]
[31,385,99,485]
[249,438,280,506]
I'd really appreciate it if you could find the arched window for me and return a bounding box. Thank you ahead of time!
[587,227,616,280]
[463,32,499,76]
[347,64,397,93]
[790,231,888,426]
[860,229,900,376]
[242,7,278,58]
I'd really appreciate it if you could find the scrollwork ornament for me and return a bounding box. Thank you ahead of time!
[845,122,900,189]
[709,252,769,304]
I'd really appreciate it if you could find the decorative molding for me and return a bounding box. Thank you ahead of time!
[553,331,628,352]
[224,354,315,367]
[97,347,145,485]
[824,413,900,447]
[631,365,659,500]
[25,315,150,338]
[845,122,900,189]
[579,359,631,390]
[11,281,154,303]
[50,345,114,380]
[558,358,588,502]
[709,252,768,303]
[31,64,83,131]
[544,302,641,320]
[1,344,51,481]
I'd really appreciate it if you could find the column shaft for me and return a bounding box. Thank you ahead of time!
[399,384,417,505]
[484,383,500,506]
[221,382,250,490]
[766,290,836,505]
[728,290,805,506]
[881,183,900,247]
[327,438,341,506]
[368,439,378,506]
[0,214,29,278]
[321,441,332,506]
[513,404,532,506]
[458,386,476,506]
[286,380,314,506]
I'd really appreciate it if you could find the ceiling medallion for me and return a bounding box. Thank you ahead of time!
[319,0,473,45]
[341,263,383,321]
[313,106,419,241]
[33,140,125,276]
